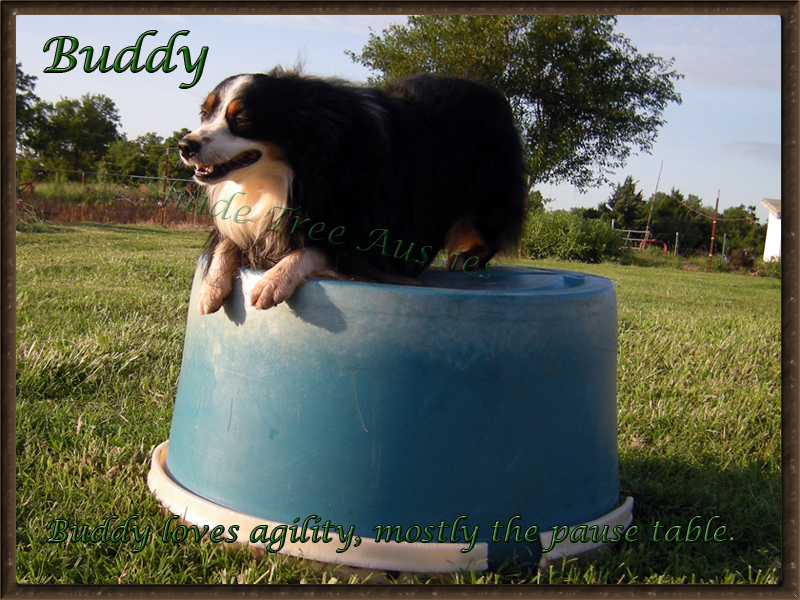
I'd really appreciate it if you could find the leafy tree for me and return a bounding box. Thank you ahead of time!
[16,63,45,151]
[104,132,165,178]
[647,189,711,254]
[584,184,766,256]
[101,128,194,182]
[348,15,682,189]
[598,175,646,230]
[571,206,603,220]
[718,205,766,256]
[526,189,553,213]
[164,128,195,180]
[27,94,122,175]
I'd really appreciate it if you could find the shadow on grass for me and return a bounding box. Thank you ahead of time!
[618,453,780,580]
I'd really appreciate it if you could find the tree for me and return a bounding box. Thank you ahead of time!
[718,205,766,256]
[27,93,122,175]
[584,184,766,256]
[164,128,195,181]
[101,128,194,180]
[16,63,45,151]
[104,132,165,178]
[647,189,711,254]
[526,189,553,213]
[348,15,682,189]
[571,206,603,220]
[598,175,646,229]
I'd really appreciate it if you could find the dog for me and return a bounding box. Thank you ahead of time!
[178,68,527,314]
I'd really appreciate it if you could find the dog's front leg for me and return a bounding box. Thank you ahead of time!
[198,239,241,315]
[250,248,330,309]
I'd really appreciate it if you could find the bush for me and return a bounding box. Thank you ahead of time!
[729,249,756,271]
[709,254,733,273]
[755,259,781,280]
[521,210,626,263]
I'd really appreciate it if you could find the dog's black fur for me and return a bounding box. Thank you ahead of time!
[179,69,527,312]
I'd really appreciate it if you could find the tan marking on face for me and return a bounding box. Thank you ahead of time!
[226,99,243,120]
[202,93,216,116]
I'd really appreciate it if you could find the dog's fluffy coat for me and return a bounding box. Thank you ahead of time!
[179,69,527,313]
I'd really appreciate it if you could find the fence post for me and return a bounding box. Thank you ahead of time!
[674,231,679,256]
[706,190,720,273]
[161,149,170,225]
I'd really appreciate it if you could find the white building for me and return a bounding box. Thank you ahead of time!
[761,198,781,262]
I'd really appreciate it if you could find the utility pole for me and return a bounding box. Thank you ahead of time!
[644,161,663,241]
[706,190,720,273]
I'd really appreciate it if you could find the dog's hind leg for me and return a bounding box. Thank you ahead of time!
[443,217,493,270]
[198,239,241,315]
[250,247,330,310]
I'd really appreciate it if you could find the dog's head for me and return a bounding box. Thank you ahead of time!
[179,73,294,185]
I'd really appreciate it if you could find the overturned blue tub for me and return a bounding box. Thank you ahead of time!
[148,260,632,572]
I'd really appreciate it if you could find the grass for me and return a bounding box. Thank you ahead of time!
[15,224,782,586]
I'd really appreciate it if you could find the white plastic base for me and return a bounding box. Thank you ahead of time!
[538,496,635,568]
[148,441,633,573]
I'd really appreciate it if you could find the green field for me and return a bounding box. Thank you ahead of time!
[15,223,781,585]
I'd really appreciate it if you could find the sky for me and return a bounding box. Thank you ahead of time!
[15,12,782,223]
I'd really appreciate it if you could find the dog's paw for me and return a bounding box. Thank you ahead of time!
[197,284,229,315]
[250,272,300,310]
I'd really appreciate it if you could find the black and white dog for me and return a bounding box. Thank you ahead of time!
[179,68,527,314]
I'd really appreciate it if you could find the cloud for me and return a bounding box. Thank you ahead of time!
[220,15,406,34]
[726,142,781,162]
[617,15,780,91]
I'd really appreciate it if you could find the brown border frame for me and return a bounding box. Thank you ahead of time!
[2,2,796,597]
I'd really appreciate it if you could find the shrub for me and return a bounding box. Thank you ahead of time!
[729,249,756,271]
[521,210,626,263]
[709,254,733,273]
[755,259,781,280]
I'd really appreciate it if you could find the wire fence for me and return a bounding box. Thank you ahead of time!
[612,225,650,249]
[16,166,213,227]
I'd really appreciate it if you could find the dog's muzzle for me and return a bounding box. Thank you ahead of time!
[178,136,262,183]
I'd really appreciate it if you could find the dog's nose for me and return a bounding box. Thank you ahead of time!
[178,138,201,160]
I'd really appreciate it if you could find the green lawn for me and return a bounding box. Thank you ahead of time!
[15,223,781,585]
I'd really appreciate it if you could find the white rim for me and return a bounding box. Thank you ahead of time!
[538,497,635,567]
[148,441,632,573]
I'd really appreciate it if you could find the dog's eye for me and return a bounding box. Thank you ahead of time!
[199,109,210,121]
[233,114,250,127]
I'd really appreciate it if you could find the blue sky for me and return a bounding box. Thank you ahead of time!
[16,13,781,223]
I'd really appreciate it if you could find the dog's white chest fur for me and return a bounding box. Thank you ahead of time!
[210,163,293,248]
